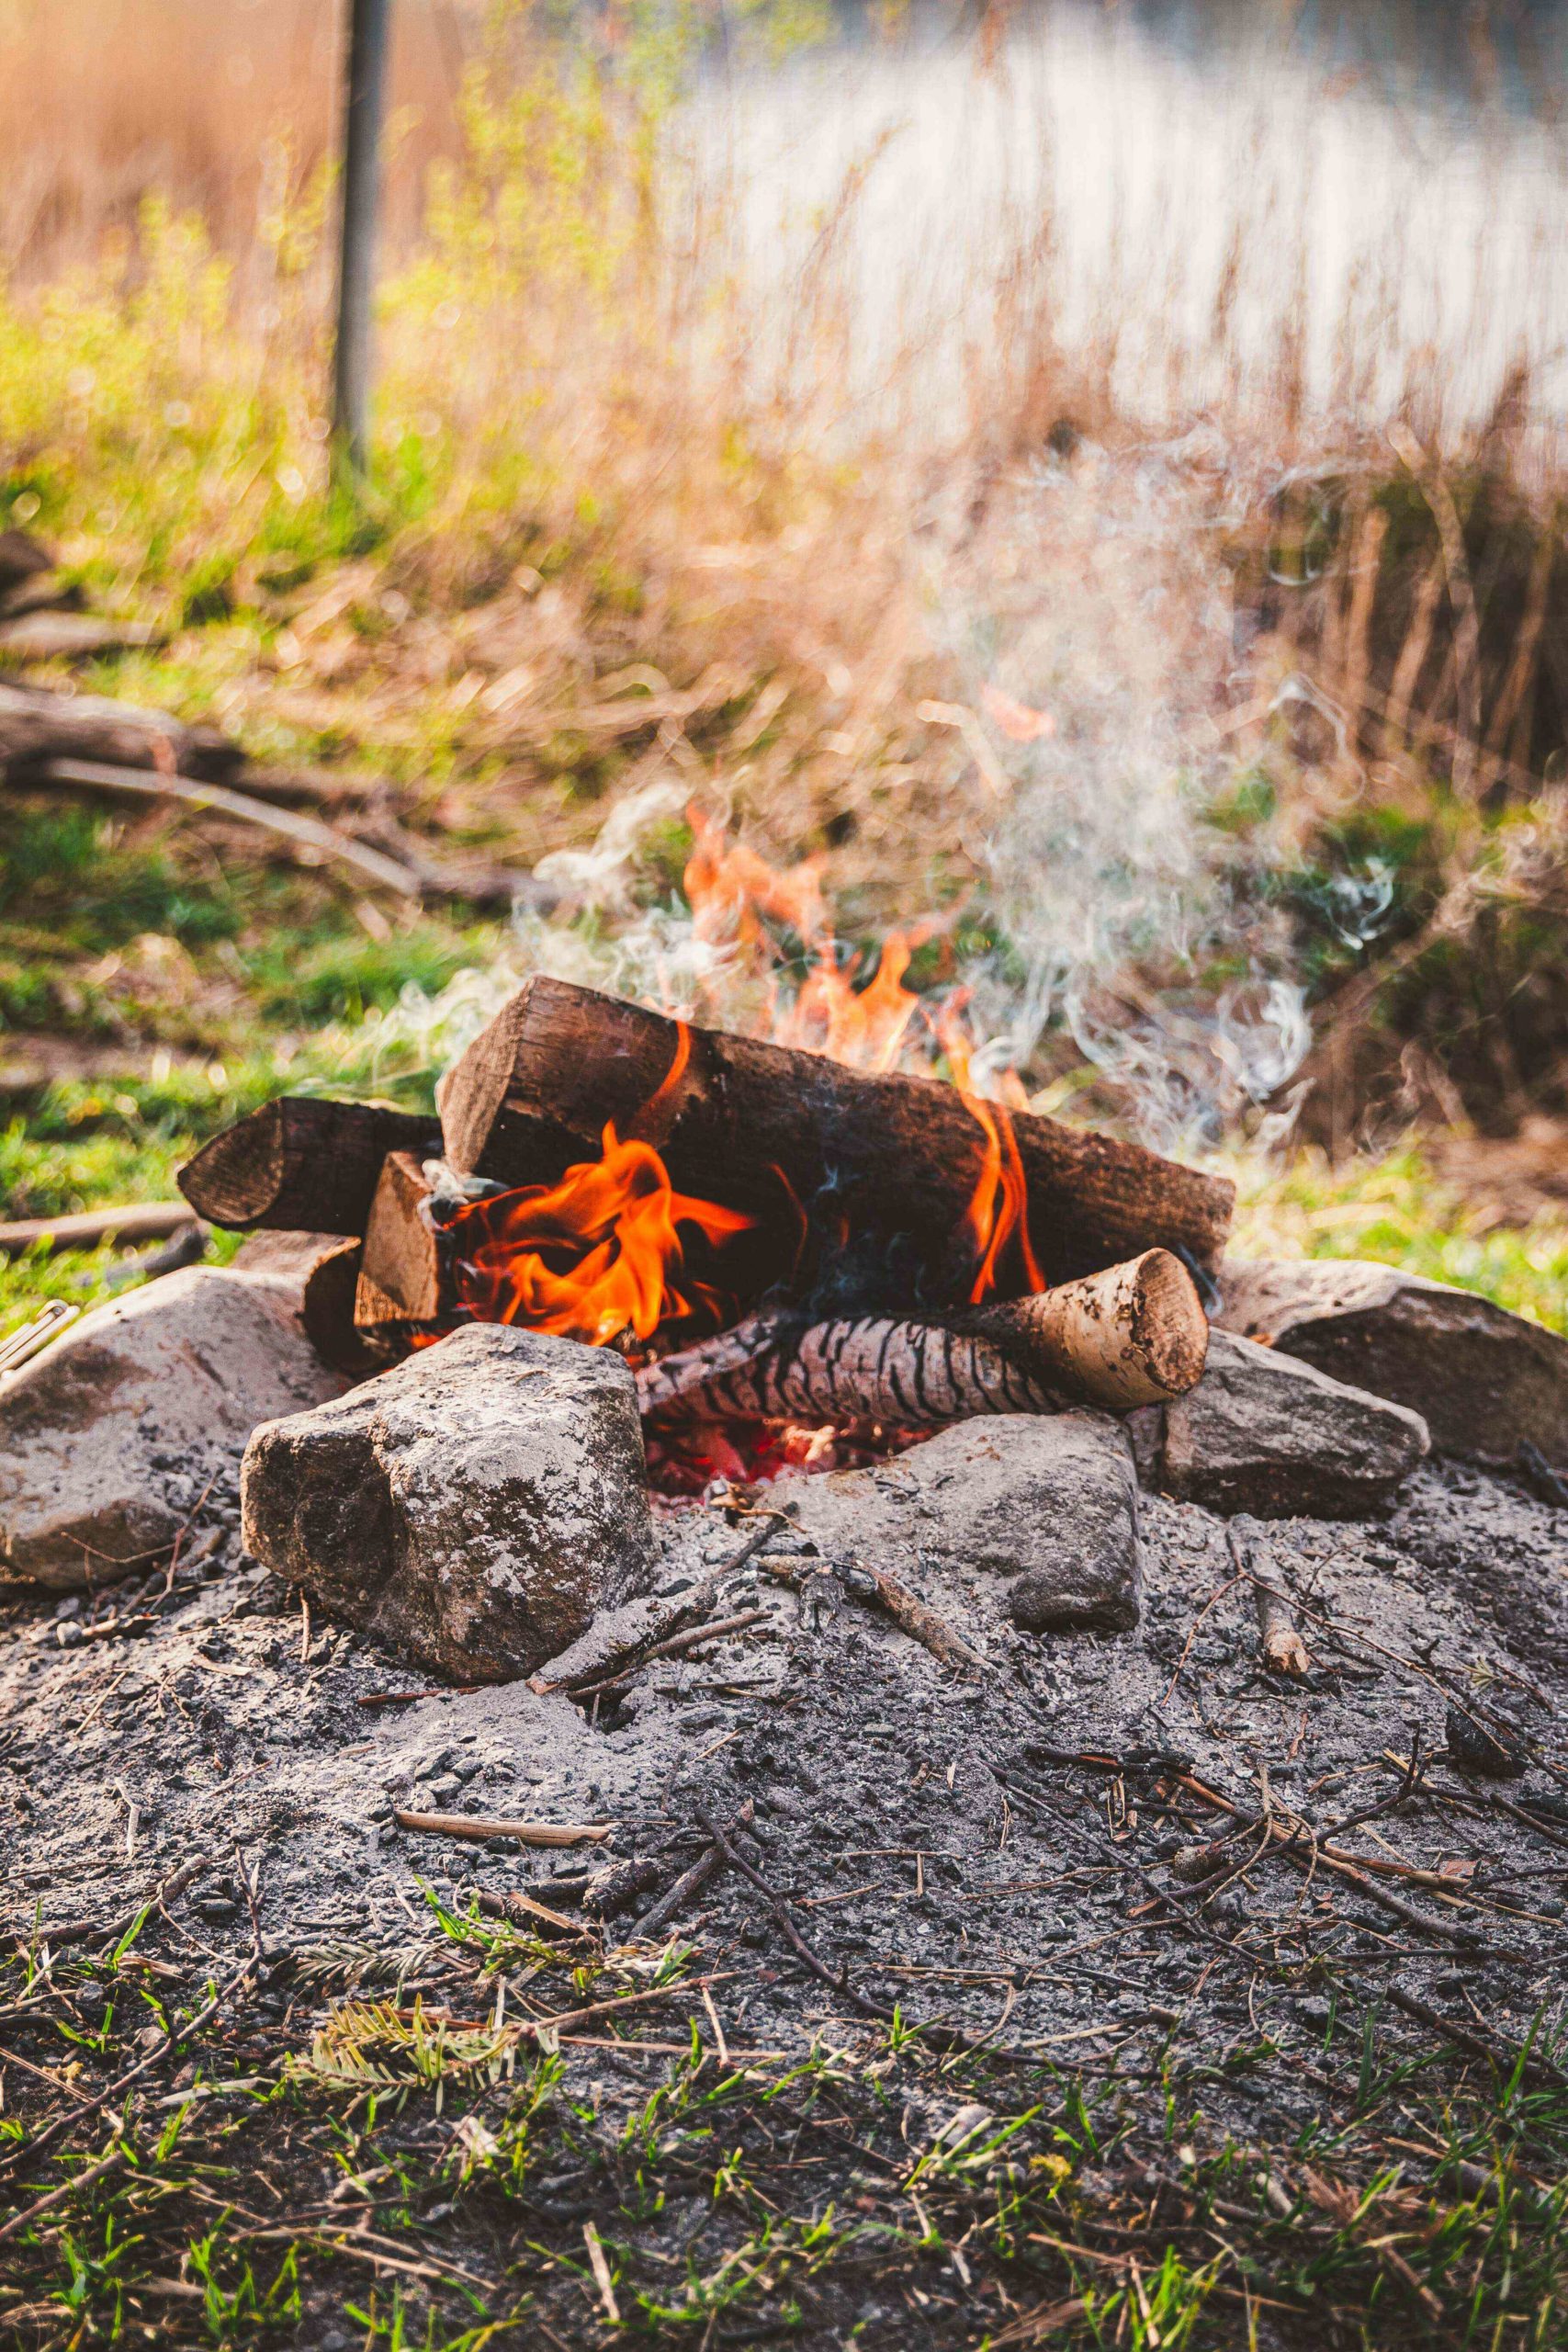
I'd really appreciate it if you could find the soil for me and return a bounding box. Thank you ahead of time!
[2,1446,1566,2346]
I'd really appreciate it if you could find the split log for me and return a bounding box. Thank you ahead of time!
[637,1315,1060,1429]
[437,978,1234,1295]
[177,1098,442,1235]
[230,1228,383,1374]
[0,681,240,783]
[963,1249,1208,1408]
[355,1150,444,1325]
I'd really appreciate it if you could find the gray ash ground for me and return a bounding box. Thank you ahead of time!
[3,1447,1568,2346]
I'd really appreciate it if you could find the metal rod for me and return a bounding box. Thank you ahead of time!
[332,0,394,476]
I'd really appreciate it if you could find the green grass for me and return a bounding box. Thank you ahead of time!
[1,1886,1565,2349]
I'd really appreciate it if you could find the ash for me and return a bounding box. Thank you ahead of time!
[4,1447,1566,2139]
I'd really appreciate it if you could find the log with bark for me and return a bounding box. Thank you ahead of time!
[230,1228,386,1374]
[636,1315,1062,1428]
[436,978,1234,1298]
[177,1099,442,1235]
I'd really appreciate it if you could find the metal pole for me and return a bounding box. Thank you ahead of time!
[332,0,393,478]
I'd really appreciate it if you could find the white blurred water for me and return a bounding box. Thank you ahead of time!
[689,1,1568,445]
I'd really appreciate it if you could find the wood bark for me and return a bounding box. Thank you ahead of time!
[964,1249,1209,1408]
[177,1098,442,1235]
[355,1150,444,1325]
[437,977,1234,1295]
[636,1315,1061,1429]
[0,681,241,783]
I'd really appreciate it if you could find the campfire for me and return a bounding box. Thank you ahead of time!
[178,973,1226,1503]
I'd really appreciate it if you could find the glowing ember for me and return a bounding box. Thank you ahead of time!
[445,1123,752,1348]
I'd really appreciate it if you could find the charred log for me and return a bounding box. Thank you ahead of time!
[436,978,1234,1298]
[177,1100,443,1235]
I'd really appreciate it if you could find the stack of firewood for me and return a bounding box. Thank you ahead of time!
[179,977,1232,1426]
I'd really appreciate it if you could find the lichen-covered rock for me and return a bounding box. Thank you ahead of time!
[1217,1256,1568,1470]
[776,1411,1143,1634]
[0,1265,346,1590]
[241,1324,657,1682]
[1161,1329,1428,1518]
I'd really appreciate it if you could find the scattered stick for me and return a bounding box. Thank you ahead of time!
[636,1803,755,1939]
[391,1810,613,1848]
[569,1611,773,1698]
[1255,1585,1312,1679]
[1386,1984,1565,2089]
[17,1856,212,1954]
[356,1685,480,1709]
[0,2145,126,2245]
[531,1519,783,1697]
[1228,1520,1311,1678]
[761,1553,986,1673]
[694,1803,888,2019]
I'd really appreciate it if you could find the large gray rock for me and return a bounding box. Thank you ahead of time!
[1161,1329,1428,1518]
[776,1411,1143,1634]
[1217,1256,1568,1470]
[0,1265,345,1590]
[241,1324,658,1682]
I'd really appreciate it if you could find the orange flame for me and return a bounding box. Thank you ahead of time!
[446,1086,752,1349]
[935,998,1045,1303]
[683,808,829,952]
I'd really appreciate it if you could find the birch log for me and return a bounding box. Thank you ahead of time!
[964,1249,1209,1408]
[636,1316,1061,1428]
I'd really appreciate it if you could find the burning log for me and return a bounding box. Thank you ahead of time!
[962,1249,1208,1408]
[636,1315,1061,1428]
[178,1099,442,1235]
[437,978,1234,1294]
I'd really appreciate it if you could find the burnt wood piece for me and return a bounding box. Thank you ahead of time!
[0,681,242,783]
[636,1315,1061,1428]
[437,978,1233,1292]
[177,1099,443,1235]
[962,1249,1209,1408]
[230,1228,383,1374]
[355,1150,444,1324]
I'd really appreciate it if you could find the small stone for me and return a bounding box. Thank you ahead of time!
[0,1266,345,1590]
[1445,1701,1526,1781]
[775,1413,1143,1634]
[1160,1330,1428,1518]
[1218,1257,1568,1470]
[241,1324,658,1683]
